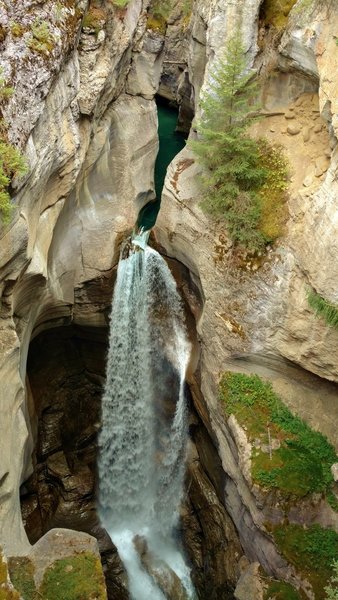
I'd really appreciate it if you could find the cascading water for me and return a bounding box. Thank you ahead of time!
[98,231,194,599]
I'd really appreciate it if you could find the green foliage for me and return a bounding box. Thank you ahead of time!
[219,372,337,497]
[264,579,302,600]
[10,21,25,37]
[111,0,130,7]
[325,560,338,600]
[39,552,107,600]
[274,524,338,598]
[82,6,106,32]
[260,0,298,29]
[190,35,272,251]
[0,141,27,223]
[7,557,37,600]
[308,290,338,329]
[28,20,54,55]
[256,140,288,242]
[0,70,13,101]
[146,0,173,32]
[0,71,27,223]
[149,0,172,20]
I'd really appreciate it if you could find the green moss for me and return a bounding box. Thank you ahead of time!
[0,568,21,600]
[325,560,338,600]
[264,579,302,600]
[10,21,25,37]
[273,524,338,599]
[257,140,289,243]
[7,557,36,600]
[219,372,337,498]
[82,7,106,32]
[39,552,106,600]
[0,72,27,223]
[308,290,338,329]
[111,0,130,7]
[146,0,173,33]
[27,20,55,55]
[260,0,298,29]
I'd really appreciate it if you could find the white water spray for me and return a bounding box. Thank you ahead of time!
[98,232,194,599]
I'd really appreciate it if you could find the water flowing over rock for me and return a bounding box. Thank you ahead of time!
[98,234,194,598]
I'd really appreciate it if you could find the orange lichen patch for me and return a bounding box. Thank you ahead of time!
[170,157,194,192]
[216,313,246,339]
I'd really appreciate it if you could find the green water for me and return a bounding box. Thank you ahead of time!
[137,99,186,231]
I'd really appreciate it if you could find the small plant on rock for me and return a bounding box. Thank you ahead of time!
[27,19,54,55]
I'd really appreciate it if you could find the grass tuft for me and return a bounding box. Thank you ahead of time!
[308,289,338,329]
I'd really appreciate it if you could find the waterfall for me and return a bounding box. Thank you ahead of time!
[98,232,194,599]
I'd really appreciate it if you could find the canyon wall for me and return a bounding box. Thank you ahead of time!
[0,0,163,555]
[0,0,337,597]
[155,0,338,594]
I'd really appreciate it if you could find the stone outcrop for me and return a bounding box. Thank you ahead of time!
[8,528,108,599]
[134,536,189,600]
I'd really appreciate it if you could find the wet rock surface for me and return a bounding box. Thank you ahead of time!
[134,536,189,600]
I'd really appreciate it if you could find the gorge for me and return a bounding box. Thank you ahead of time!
[0,0,337,599]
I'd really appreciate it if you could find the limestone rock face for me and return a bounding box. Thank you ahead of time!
[127,30,165,99]
[0,0,161,556]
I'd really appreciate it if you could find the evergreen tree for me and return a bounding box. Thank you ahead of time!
[190,35,267,251]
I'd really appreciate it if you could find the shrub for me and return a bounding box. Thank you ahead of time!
[82,7,106,32]
[325,560,338,600]
[27,20,54,55]
[0,141,27,223]
[308,289,338,329]
[274,524,338,598]
[146,0,172,33]
[0,72,27,223]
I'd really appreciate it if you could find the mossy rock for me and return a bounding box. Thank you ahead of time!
[39,552,107,600]
[0,550,21,600]
[273,524,338,599]
[7,556,36,600]
[260,0,298,29]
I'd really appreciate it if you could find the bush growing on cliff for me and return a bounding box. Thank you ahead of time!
[190,35,288,251]
[308,289,338,330]
[0,73,27,223]
[325,560,338,600]
[147,0,173,33]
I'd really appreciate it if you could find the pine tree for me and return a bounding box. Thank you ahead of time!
[190,35,267,251]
